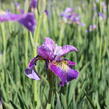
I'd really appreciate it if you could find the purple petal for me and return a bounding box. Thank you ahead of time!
[28,56,38,68]
[0,12,36,32]
[15,2,20,9]
[62,45,78,53]
[0,12,22,22]
[24,56,40,80]
[30,0,38,9]
[89,24,97,32]
[18,13,36,32]
[55,45,78,59]
[44,10,48,16]
[37,37,55,60]
[65,60,76,67]
[37,46,54,60]
[25,68,40,80]
[43,37,55,51]
[98,12,106,19]
[48,61,79,86]
[61,8,73,17]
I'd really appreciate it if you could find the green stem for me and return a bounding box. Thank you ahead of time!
[1,23,6,66]
[32,13,44,107]
[48,71,53,103]
[59,23,66,45]
[25,30,28,66]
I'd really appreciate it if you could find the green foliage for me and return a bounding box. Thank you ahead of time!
[0,0,109,109]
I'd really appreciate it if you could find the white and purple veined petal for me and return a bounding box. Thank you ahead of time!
[25,68,40,80]
[37,37,55,60]
[55,45,78,60]
[37,37,78,61]
[25,56,40,80]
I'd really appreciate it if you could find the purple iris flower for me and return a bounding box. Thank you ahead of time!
[30,0,38,9]
[0,12,36,32]
[86,24,97,32]
[15,2,20,10]
[61,8,84,26]
[25,37,79,86]
[98,12,106,20]
[89,24,97,32]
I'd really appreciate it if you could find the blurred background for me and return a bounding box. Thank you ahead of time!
[0,0,109,109]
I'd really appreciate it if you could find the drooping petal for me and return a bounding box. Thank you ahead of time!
[28,56,38,68]
[37,37,55,60]
[25,68,40,80]
[18,13,36,32]
[48,61,79,86]
[0,12,36,32]
[25,56,40,80]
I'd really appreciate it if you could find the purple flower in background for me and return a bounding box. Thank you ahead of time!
[61,8,84,26]
[30,0,38,9]
[14,2,24,14]
[98,12,106,20]
[15,2,20,10]
[89,24,97,32]
[44,10,48,16]
[0,12,36,32]
[86,24,97,32]
[25,37,79,86]
[18,13,36,32]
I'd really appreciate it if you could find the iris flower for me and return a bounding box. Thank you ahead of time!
[0,12,36,32]
[61,8,84,26]
[98,12,106,20]
[25,37,79,86]
[30,0,38,9]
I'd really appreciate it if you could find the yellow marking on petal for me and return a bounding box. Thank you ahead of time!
[0,10,6,14]
[53,60,69,72]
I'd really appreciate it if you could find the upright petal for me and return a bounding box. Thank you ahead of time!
[43,37,55,51]
[37,37,55,60]
[37,46,54,60]
[48,61,79,86]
